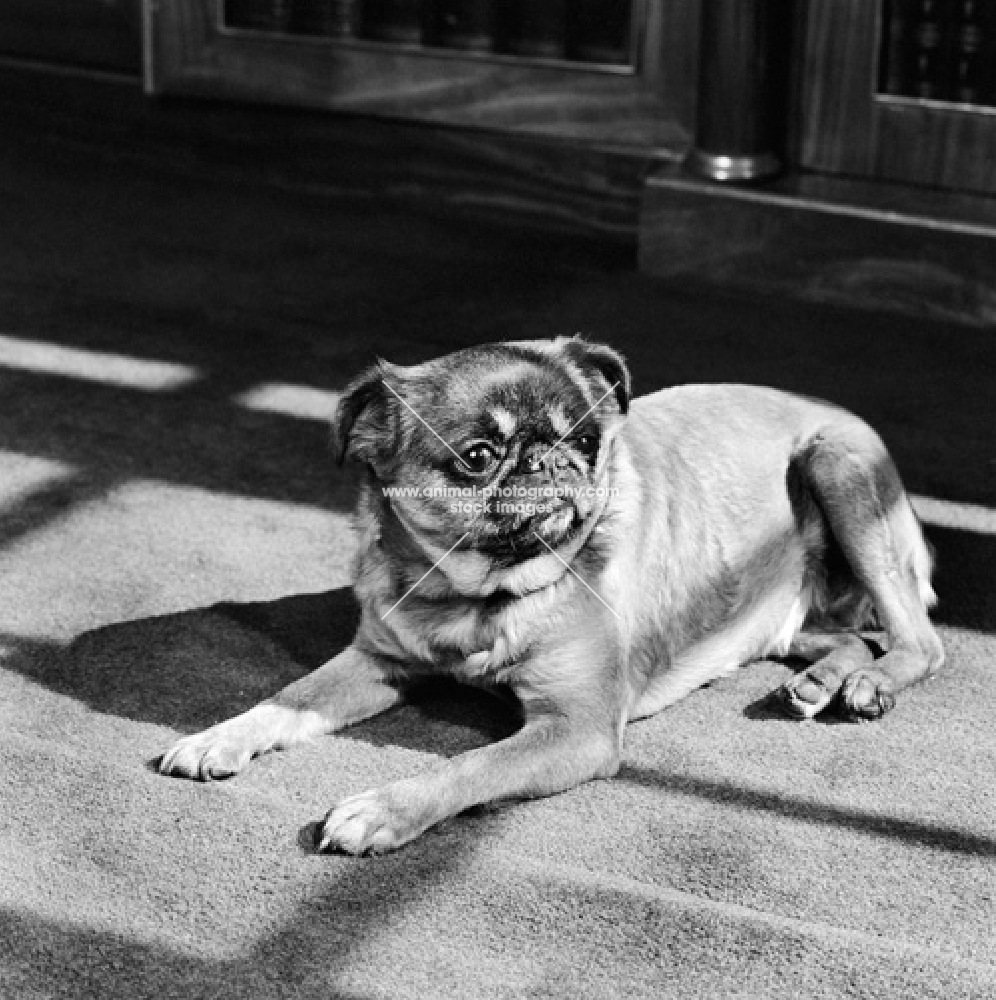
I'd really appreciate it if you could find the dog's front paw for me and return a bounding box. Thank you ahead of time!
[315,783,429,855]
[840,670,896,721]
[159,723,256,781]
[159,704,312,781]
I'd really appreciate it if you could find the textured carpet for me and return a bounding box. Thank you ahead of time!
[1,73,994,999]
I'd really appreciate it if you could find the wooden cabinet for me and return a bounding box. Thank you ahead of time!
[796,0,996,195]
[145,0,698,156]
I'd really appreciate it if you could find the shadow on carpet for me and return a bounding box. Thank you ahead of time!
[6,587,521,752]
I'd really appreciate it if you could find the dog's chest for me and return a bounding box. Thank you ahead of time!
[386,583,570,685]
[431,599,535,679]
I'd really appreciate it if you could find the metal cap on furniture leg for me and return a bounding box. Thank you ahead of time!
[686,150,782,183]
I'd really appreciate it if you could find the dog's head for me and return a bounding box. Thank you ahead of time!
[333,337,630,579]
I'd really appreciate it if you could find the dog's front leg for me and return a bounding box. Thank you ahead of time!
[160,645,402,781]
[316,656,625,855]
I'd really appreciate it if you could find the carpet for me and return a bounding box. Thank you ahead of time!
[0,72,994,999]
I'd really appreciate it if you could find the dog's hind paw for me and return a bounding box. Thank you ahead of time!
[840,670,896,721]
[776,672,836,720]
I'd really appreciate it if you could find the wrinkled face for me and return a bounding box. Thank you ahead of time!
[334,338,630,564]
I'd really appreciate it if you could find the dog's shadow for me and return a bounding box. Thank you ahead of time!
[17,588,519,758]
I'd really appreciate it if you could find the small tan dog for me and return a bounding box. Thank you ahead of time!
[161,337,943,854]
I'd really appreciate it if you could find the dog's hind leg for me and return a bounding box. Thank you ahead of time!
[787,424,944,720]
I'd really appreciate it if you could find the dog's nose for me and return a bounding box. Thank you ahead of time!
[518,447,568,475]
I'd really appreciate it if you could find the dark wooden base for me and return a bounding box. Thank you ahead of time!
[9,56,996,329]
[640,164,996,326]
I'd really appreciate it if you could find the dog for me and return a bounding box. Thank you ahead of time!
[160,337,944,854]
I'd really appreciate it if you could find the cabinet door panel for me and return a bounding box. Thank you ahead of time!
[147,0,695,153]
[798,0,996,195]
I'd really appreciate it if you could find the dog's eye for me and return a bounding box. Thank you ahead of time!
[573,434,599,457]
[459,443,498,474]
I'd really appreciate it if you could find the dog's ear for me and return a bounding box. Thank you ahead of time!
[331,361,401,471]
[560,336,632,415]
